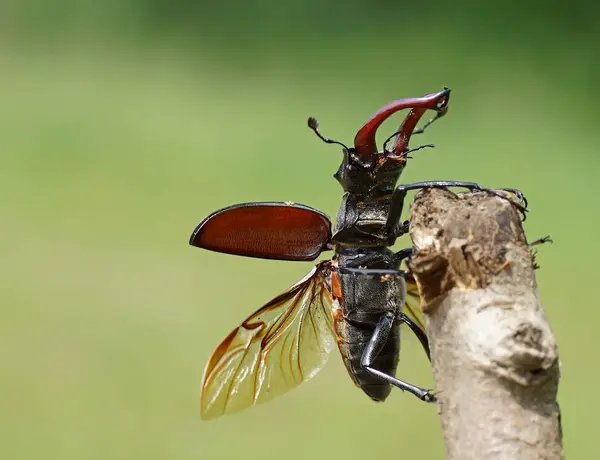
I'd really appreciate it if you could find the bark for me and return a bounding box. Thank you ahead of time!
[407,188,563,460]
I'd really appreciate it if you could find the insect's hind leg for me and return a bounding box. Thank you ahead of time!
[400,313,431,361]
[361,312,436,403]
[392,249,431,359]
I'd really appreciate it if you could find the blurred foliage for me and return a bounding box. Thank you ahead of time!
[2,0,599,43]
[1,1,600,459]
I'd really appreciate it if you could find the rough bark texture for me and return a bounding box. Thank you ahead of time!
[408,189,563,460]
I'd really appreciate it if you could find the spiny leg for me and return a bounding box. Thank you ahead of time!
[529,235,552,270]
[396,181,528,217]
[529,235,552,247]
[394,251,432,360]
[361,312,436,403]
[393,250,431,359]
[400,313,431,361]
[385,180,529,237]
[499,187,528,208]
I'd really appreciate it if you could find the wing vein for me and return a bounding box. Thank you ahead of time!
[200,265,336,419]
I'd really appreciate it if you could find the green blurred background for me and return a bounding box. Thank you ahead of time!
[2,1,599,458]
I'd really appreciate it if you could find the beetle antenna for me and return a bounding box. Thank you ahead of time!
[308,117,350,150]
[382,130,402,153]
[412,105,449,135]
[383,128,436,156]
[384,133,436,157]
[401,144,435,158]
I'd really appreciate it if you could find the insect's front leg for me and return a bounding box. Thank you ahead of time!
[384,181,529,238]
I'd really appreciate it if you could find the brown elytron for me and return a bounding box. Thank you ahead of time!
[190,202,331,261]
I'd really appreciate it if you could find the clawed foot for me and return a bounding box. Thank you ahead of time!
[421,389,437,404]
[529,235,552,247]
[499,187,528,208]
[480,187,529,221]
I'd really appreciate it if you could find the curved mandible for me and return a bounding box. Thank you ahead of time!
[387,107,428,156]
[353,88,451,157]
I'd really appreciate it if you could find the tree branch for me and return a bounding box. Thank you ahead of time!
[408,189,563,460]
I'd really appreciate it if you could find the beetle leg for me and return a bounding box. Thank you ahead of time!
[393,248,433,360]
[361,312,436,403]
[383,188,408,237]
[400,313,431,361]
[385,181,528,234]
[499,187,528,208]
[400,219,410,234]
[529,235,552,247]
[393,247,412,265]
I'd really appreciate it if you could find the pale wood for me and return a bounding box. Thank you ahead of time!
[408,188,563,460]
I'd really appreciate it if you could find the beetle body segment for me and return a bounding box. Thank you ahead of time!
[334,248,405,401]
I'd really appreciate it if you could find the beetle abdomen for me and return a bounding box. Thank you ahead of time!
[336,319,400,401]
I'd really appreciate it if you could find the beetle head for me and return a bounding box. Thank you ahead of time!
[309,88,451,197]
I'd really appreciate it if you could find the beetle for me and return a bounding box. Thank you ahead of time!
[189,88,528,419]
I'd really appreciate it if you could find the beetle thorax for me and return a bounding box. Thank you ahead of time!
[334,148,405,198]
